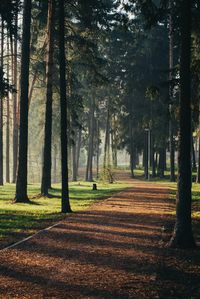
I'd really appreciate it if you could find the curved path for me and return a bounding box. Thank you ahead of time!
[0,180,199,298]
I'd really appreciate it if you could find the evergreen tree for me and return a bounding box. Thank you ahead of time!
[169,0,196,248]
[41,0,55,196]
[15,0,32,203]
[58,0,72,213]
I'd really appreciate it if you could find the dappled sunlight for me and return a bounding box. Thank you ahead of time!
[0,180,199,298]
[0,181,173,298]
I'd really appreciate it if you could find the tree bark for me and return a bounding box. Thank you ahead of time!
[111,115,118,168]
[53,144,57,183]
[12,13,19,183]
[158,147,165,178]
[72,132,77,181]
[6,37,10,183]
[169,0,176,182]
[85,97,95,182]
[58,0,72,213]
[103,106,110,170]
[41,0,55,196]
[129,121,134,178]
[76,128,81,178]
[151,133,156,178]
[192,137,196,172]
[144,130,149,179]
[96,119,100,179]
[15,0,32,202]
[169,0,196,248]
[196,137,200,183]
[0,20,4,185]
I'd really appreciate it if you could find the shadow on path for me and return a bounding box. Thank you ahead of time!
[0,179,199,298]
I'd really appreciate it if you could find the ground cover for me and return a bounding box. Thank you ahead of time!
[0,176,200,298]
[0,180,130,248]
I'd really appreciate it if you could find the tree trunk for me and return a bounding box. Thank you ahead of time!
[103,107,110,170]
[72,133,77,181]
[85,97,95,182]
[151,134,156,178]
[169,0,196,248]
[169,0,176,182]
[6,38,10,183]
[12,13,19,183]
[96,119,100,179]
[196,137,200,183]
[76,128,81,178]
[6,104,10,183]
[129,120,134,178]
[28,38,48,110]
[111,115,118,168]
[53,144,57,183]
[158,147,165,178]
[58,0,72,213]
[144,130,149,179]
[169,123,175,181]
[41,0,55,196]
[192,137,196,172]
[28,70,38,109]
[0,20,4,185]
[15,0,32,202]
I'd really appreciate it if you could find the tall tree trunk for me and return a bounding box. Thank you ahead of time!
[53,144,57,183]
[85,97,95,182]
[28,70,38,109]
[129,120,134,178]
[111,115,118,168]
[88,100,95,182]
[58,0,72,213]
[76,128,81,178]
[144,130,149,179]
[169,0,175,182]
[0,20,4,185]
[72,133,77,181]
[151,133,156,178]
[15,0,32,202]
[41,0,55,196]
[158,147,165,178]
[12,13,18,183]
[96,119,100,179]
[28,38,47,110]
[192,137,196,172]
[6,37,10,183]
[169,0,195,248]
[103,107,110,170]
[196,136,200,183]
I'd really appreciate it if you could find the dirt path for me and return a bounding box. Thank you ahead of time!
[0,180,199,299]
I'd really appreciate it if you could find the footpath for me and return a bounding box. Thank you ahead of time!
[0,180,199,299]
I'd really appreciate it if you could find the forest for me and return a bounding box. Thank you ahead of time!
[0,0,200,298]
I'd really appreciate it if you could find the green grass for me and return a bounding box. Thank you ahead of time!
[154,178,200,219]
[0,181,130,242]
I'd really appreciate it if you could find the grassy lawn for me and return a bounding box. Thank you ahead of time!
[0,181,130,245]
[156,179,200,239]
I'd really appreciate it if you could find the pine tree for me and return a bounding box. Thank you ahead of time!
[41,0,55,196]
[58,0,72,213]
[14,0,32,203]
[169,0,196,248]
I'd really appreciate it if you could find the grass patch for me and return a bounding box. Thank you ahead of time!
[155,179,200,220]
[0,180,129,244]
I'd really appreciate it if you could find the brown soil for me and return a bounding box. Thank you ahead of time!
[0,178,200,299]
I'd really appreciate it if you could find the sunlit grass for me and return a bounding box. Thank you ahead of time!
[156,179,200,219]
[0,180,130,241]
